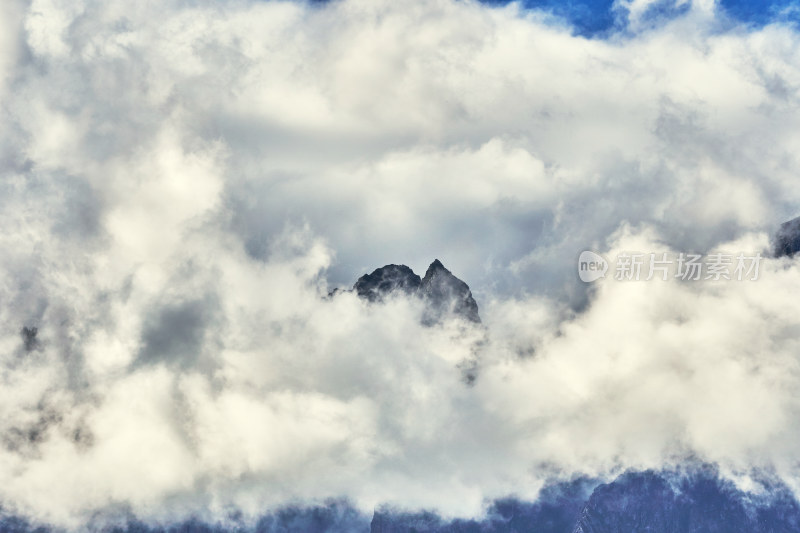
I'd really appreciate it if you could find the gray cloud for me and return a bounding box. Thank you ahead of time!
[1,0,800,528]
[137,296,219,369]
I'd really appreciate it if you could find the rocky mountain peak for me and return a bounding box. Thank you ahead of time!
[353,264,421,303]
[419,260,480,324]
[774,216,800,257]
[349,260,480,324]
[424,259,447,276]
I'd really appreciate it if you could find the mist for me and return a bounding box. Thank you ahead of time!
[2,0,800,528]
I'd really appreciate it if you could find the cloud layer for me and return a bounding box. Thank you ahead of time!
[2,0,800,528]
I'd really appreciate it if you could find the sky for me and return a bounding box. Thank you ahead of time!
[2,0,800,529]
[479,0,800,35]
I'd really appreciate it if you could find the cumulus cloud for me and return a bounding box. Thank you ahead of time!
[2,0,800,528]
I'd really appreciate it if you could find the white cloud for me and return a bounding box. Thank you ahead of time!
[2,0,800,528]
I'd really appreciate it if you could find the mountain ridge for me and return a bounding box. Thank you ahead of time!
[347,259,481,324]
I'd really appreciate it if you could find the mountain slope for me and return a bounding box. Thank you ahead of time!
[349,260,481,324]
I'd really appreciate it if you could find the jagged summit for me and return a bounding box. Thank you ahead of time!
[353,264,421,302]
[419,259,481,324]
[348,260,481,323]
[425,259,447,274]
[774,216,800,257]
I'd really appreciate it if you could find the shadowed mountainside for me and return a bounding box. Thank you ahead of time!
[347,260,481,324]
[6,468,800,532]
[774,216,800,257]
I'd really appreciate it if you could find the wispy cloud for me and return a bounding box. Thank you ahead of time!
[2,0,800,528]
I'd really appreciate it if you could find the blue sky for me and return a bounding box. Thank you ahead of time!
[309,0,800,36]
[479,0,797,36]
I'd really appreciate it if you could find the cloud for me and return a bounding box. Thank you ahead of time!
[2,0,800,528]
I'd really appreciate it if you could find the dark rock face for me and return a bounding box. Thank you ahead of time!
[774,216,800,257]
[574,469,800,533]
[419,260,481,325]
[371,477,594,533]
[353,265,422,303]
[351,260,480,324]
[4,469,800,532]
[369,469,800,533]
